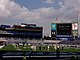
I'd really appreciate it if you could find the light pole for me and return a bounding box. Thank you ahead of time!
[73,9,79,40]
[77,10,79,39]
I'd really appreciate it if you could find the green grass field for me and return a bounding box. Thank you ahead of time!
[0,44,17,51]
[60,47,80,52]
[0,44,80,52]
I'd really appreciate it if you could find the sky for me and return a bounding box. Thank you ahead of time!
[0,0,80,36]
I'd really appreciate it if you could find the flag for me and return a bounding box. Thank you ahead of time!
[56,17,58,20]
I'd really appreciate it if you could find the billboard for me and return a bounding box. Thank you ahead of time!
[51,24,56,30]
[72,23,78,36]
[72,23,78,30]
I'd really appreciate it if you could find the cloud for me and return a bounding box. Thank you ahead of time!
[64,0,80,8]
[0,0,11,18]
[0,0,80,35]
[0,0,29,18]
[43,0,55,3]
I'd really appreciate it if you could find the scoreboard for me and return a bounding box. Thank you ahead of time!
[57,23,72,35]
[51,23,74,40]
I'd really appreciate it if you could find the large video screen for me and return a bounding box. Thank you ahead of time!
[57,23,72,35]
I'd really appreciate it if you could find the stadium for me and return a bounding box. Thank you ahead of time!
[0,23,80,60]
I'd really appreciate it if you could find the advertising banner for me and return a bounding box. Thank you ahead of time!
[72,23,78,30]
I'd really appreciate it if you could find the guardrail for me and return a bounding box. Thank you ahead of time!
[0,51,80,58]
